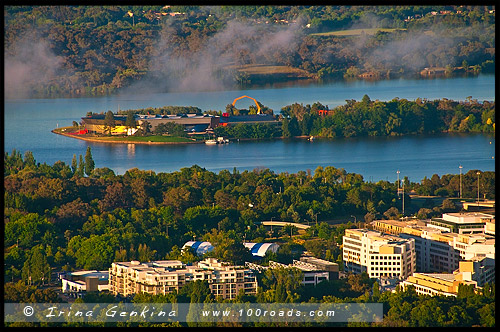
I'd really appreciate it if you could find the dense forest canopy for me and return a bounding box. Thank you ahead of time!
[4,149,495,273]
[214,97,495,139]
[4,5,495,98]
[3,149,495,327]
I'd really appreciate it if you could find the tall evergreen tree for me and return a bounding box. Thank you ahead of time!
[24,151,36,167]
[104,110,115,135]
[125,110,137,130]
[84,146,95,176]
[78,154,85,176]
[71,154,77,173]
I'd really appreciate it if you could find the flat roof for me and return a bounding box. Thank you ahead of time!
[418,273,456,282]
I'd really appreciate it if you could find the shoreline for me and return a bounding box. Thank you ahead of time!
[52,129,316,145]
[52,130,203,145]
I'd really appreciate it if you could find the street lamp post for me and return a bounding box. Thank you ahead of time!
[459,165,463,199]
[477,171,481,206]
[402,182,405,217]
[397,170,400,194]
[351,215,359,228]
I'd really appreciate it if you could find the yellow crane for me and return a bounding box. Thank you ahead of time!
[232,95,261,114]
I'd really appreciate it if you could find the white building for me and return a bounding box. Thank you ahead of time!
[427,212,494,234]
[60,270,109,296]
[343,229,416,279]
[398,226,460,273]
[109,258,258,300]
[453,233,496,260]
[372,218,495,273]
[401,256,495,297]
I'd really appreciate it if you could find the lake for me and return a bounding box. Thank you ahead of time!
[4,74,495,182]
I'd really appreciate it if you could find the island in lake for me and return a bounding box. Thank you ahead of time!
[52,96,495,144]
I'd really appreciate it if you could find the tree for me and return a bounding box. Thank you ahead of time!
[4,281,61,303]
[138,243,157,262]
[21,245,51,286]
[383,207,400,219]
[71,154,77,173]
[125,110,137,130]
[260,266,303,303]
[205,229,252,265]
[139,120,152,136]
[84,146,95,176]
[74,234,117,270]
[24,151,36,167]
[99,182,132,211]
[77,154,85,176]
[104,110,115,135]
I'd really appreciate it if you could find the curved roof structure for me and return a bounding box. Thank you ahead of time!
[243,242,280,258]
[182,241,214,256]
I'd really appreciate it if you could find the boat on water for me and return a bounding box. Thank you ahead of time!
[205,137,230,145]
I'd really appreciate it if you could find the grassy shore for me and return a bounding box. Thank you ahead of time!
[89,135,197,143]
[310,28,406,37]
[52,127,201,144]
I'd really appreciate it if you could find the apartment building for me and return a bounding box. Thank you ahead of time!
[109,258,257,299]
[342,229,416,279]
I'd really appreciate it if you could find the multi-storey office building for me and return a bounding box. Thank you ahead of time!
[401,256,495,297]
[371,219,495,273]
[453,233,496,260]
[342,229,416,279]
[109,258,257,299]
[427,212,494,234]
[398,226,460,273]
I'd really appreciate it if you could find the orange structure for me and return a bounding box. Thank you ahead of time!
[317,109,334,116]
[232,95,261,114]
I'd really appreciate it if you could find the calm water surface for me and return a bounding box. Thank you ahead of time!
[4,75,495,182]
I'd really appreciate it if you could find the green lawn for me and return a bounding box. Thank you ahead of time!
[89,135,197,143]
[311,28,406,37]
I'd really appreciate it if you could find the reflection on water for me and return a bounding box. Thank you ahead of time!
[127,144,135,157]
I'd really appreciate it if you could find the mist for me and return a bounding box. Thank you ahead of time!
[345,15,491,73]
[123,17,306,95]
[4,31,66,99]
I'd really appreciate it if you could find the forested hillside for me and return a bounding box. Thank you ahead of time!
[4,149,495,276]
[4,5,495,98]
